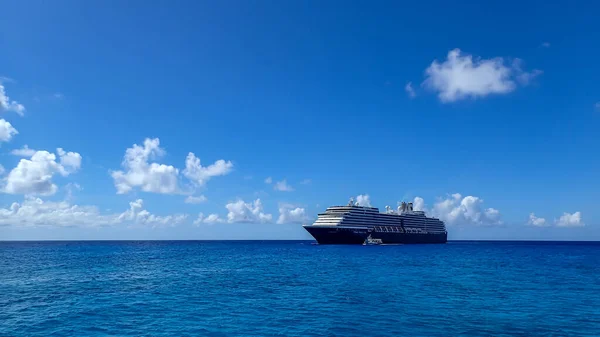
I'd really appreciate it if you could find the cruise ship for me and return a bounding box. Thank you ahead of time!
[303,198,447,245]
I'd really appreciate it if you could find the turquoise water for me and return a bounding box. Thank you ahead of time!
[1,241,599,336]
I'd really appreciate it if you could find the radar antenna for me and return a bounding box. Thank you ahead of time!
[348,197,355,206]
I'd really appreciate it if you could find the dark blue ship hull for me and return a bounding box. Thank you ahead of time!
[372,231,447,244]
[303,226,371,244]
[304,226,447,244]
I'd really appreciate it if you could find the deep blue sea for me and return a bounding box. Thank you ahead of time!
[1,241,599,336]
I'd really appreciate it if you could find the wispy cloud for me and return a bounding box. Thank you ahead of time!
[10,145,36,157]
[300,179,311,185]
[405,82,416,98]
[0,119,18,143]
[540,42,551,48]
[0,82,25,116]
[185,195,207,204]
[274,179,294,192]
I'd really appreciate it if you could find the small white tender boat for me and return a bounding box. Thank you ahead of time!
[364,235,382,245]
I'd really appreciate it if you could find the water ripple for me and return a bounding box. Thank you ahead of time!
[1,241,599,336]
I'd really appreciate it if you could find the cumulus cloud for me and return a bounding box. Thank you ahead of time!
[111,138,233,195]
[277,204,309,224]
[57,148,82,173]
[527,213,547,226]
[555,212,583,227]
[274,179,294,192]
[423,48,541,102]
[405,82,416,98]
[111,138,180,194]
[185,195,207,204]
[11,145,36,157]
[355,194,371,207]
[412,197,426,211]
[265,177,273,184]
[0,83,25,116]
[3,148,82,195]
[193,212,224,225]
[426,193,502,226]
[0,119,18,142]
[182,153,233,186]
[226,198,272,223]
[117,199,187,227]
[0,197,185,228]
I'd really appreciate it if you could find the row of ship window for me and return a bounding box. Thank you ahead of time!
[343,219,445,229]
[373,226,427,233]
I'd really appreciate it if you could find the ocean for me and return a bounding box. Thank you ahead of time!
[1,241,599,336]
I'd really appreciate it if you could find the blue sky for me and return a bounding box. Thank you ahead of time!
[0,0,599,240]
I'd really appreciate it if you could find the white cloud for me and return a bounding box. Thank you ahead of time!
[65,182,82,200]
[185,195,207,204]
[193,212,224,225]
[413,197,426,211]
[527,213,547,226]
[555,212,583,227]
[0,197,186,228]
[0,197,110,227]
[513,60,543,85]
[428,193,502,226]
[182,152,233,186]
[274,179,294,192]
[0,119,18,142]
[356,194,371,207]
[57,148,82,173]
[11,145,36,157]
[112,139,233,195]
[3,148,82,196]
[117,199,187,227]
[423,48,541,102]
[277,204,309,224]
[225,198,272,223]
[0,83,25,116]
[405,82,416,98]
[111,138,180,194]
[265,177,272,184]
